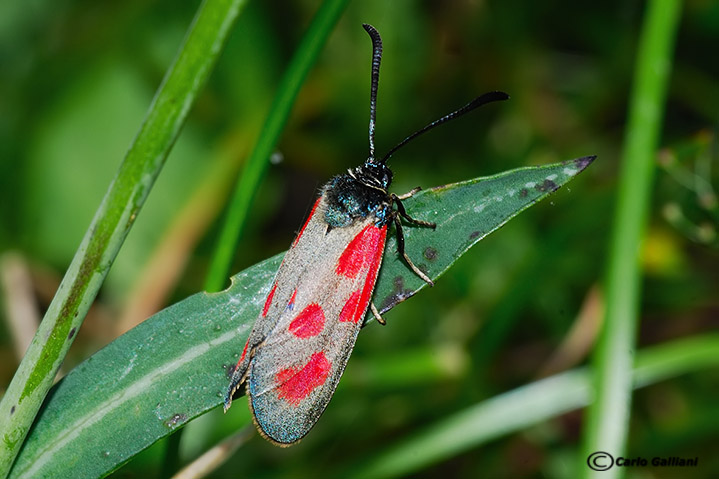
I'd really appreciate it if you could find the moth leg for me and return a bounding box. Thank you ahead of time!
[370,302,386,325]
[391,193,437,229]
[393,213,434,286]
[395,186,422,201]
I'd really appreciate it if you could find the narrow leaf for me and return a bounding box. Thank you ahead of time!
[0,0,248,475]
[9,158,593,479]
[205,0,350,292]
[582,2,681,475]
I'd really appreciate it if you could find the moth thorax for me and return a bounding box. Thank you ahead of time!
[323,171,392,228]
[354,161,393,190]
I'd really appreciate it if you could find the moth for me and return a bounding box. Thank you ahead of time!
[224,23,508,445]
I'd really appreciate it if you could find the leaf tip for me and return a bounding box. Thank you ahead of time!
[573,155,597,172]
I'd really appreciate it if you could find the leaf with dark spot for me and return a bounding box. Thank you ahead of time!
[535,179,558,192]
[423,247,438,261]
[9,157,594,479]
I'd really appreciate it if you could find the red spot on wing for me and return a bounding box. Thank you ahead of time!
[231,338,251,375]
[338,225,387,323]
[339,290,361,323]
[357,225,387,320]
[262,283,278,317]
[239,338,250,362]
[275,352,331,406]
[287,289,297,311]
[288,303,325,338]
[292,198,322,247]
[336,224,384,278]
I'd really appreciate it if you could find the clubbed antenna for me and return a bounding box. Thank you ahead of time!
[363,23,383,163]
[380,91,510,163]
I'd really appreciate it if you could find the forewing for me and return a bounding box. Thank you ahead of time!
[225,199,323,406]
[247,196,387,444]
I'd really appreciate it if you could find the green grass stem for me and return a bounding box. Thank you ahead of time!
[204,0,350,293]
[0,0,248,475]
[581,2,682,478]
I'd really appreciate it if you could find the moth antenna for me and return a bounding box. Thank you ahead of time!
[363,23,383,164]
[380,90,510,164]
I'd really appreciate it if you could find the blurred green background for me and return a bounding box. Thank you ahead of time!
[1,0,717,478]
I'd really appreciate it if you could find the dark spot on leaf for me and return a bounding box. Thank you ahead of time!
[68,327,76,340]
[469,231,482,240]
[423,247,438,261]
[165,413,187,428]
[224,363,237,378]
[10,405,15,415]
[520,189,528,198]
[535,179,558,192]
[379,276,414,312]
[573,155,596,170]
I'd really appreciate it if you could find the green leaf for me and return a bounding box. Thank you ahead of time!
[9,157,593,479]
[375,156,596,315]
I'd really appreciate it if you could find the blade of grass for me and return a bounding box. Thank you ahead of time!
[178,2,349,467]
[348,334,719,479]
[581,2,681,477]
[0,0,248,475]
[204,0,351,292]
